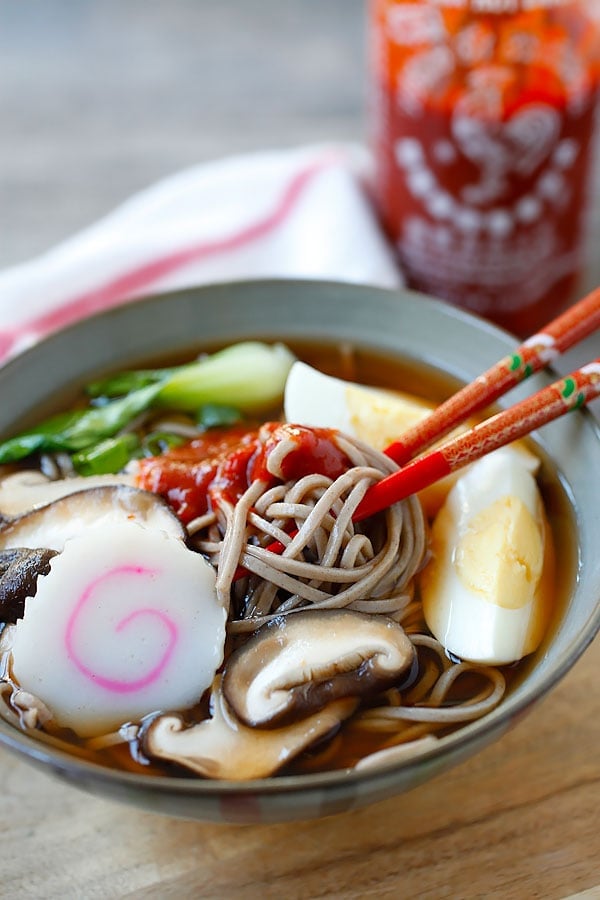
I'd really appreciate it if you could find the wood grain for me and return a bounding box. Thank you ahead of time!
[1,636,598,899]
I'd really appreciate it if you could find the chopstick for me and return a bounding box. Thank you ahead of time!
[353,360,600,522]
[232,290,600,580]
[384,286,600,467]
[232,359,599,580]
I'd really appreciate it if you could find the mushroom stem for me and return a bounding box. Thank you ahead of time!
[144,677,357,780]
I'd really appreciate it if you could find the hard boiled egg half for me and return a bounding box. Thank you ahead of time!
[284,361,449,515]
[284,361,553,665]
[420,447,554,665]
[284,360,435,448]
[283,361,536,517]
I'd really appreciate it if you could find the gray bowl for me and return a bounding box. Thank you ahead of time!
[0,280,598,824]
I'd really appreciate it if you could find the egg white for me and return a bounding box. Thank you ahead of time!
[421,448,553,665]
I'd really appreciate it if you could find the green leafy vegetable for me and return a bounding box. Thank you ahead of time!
[87,368,178,399]
[88,343,295,414]
[156,342,295,413]
[141,431,187,457]
[0,342,295,466]
[196,404,243,431]
[0,411,86,464]
[72,434,142,476]
[0,383,161,465]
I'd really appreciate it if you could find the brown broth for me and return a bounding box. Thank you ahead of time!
[0,340,578,778]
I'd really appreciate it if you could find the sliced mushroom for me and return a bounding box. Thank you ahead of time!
[0,470,136,517]
[143,676,357,780]
[0,547,58,622]
[0,485,185,552]
[222,609,416,729]
[0,622,15,655]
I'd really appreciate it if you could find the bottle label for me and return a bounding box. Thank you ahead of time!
[390,101,592,314]
[373,2,600,325]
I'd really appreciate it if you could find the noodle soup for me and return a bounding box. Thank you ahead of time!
[0,338,575,782]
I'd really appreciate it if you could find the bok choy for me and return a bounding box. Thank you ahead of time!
[0,342,295,466]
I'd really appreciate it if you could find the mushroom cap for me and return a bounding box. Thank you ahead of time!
[222,609,416,729]
[0,484,185,553]
[0,547,58,622]
[143,676,357,780]
[0,471,136,518]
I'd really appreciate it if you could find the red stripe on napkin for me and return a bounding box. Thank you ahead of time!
[0,157,334,362]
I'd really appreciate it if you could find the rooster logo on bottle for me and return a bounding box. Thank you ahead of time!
[379,3,593,320]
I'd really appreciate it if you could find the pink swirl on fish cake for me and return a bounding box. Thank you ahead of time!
[65,565,178,694]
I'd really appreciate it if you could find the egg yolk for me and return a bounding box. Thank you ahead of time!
[454,496,544,610]
[345,384,431,450]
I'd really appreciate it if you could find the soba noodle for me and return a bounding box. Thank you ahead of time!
[189,432,425,624]
[183,428,506,763]
[0,357,512,777]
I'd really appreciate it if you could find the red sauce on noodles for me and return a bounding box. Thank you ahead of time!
[137,423,350,524]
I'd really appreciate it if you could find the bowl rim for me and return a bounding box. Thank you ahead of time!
[0,277,598,798]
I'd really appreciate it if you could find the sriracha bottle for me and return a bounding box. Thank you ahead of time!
[370,0,600,335]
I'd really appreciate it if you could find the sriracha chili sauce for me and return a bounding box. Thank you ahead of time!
[370,1,600,335]
[137,423,350,524]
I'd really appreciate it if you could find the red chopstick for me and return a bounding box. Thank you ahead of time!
[232,291,600,581]
[384,286,600,467]
[353,360,600,522]
[235,360,600,580]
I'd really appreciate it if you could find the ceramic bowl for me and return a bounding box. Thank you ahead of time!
[0,280,598,824]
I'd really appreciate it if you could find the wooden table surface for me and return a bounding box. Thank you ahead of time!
[1,3,599,897]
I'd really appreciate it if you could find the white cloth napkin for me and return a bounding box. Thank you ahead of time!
[0,144,401,364]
